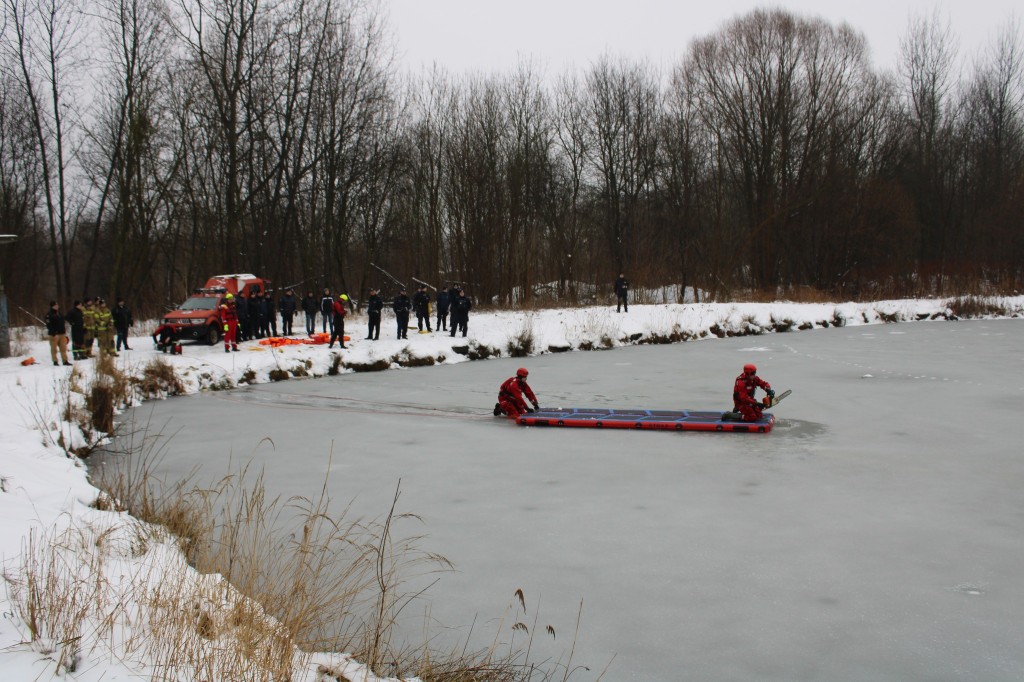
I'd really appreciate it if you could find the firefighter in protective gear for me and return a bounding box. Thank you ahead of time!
[221,293,239,352]
[495,368,540,418]
[95,299,116,357]
[733,363,774,422]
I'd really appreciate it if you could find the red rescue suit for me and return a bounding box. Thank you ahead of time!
[153,323,177,351]
[733,372,772,422]
[498,376,538,418]
[221,302,239,350]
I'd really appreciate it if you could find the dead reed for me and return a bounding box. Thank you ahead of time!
[83,422,591,680]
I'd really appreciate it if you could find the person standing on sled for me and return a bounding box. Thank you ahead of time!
[494,367,540,418]
[733,363,774,422]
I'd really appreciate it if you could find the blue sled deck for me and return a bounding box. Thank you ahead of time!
[516,407,775,433]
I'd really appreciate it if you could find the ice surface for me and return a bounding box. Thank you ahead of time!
[111,320,1024,680]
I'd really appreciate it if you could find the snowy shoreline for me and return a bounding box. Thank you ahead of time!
[2,297,1021,680]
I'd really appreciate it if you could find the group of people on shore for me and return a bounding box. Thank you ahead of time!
[386,285,472,340]
[304,284,474,342]
[199,283,476,352]
[44,298,133,365]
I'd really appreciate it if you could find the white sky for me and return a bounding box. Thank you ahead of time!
[385,0,1020,78]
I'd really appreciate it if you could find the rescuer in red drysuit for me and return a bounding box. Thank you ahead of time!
[494,367,540,418]
[152,323,179,354]
[221,294,239,352]
[733,363,774,422]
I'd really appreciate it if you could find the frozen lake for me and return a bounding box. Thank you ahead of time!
[113,320,1024,680]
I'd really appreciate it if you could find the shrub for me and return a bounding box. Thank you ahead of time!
[947,295,1009,319]
[268,368,289,382]
[134,357,185,397]
[345,358,391,372]
[506,317,536,357]
[466,342,499,360]
[770,315,796,332]
[83,355,132,435]
[396,351,435,368]
[328,353,344,375]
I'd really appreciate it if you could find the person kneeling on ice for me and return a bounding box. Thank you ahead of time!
[732,363,774,422]
[494,368,540,418]
[152,323,180,354]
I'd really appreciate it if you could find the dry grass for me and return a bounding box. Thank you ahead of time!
[82,422,591,680]
[739,285,839,304]
[946,295,1011,318]
[5,322,616,681]
[505,316,536,358]
[3,527,101,675]
[132,356,186,398]
[85,355,133,434]
[9,326,39,356]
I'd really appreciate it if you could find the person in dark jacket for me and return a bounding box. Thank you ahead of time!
[614,273,630,312]
[45,301,71,366]
[113,298,133,351]
[235,294,249,342]
[302,291,318,336]
[320,288,334,334]
[269,293,278,336]
[328,295,348,348]
[279,289,297,336]
[366,287,383,340]
[435,286,451,331]
[392,288,411,339]
[413,285,432,332]
[247,293,260,339]
[152,323,179,353]
[449,288,472,338]
[258,292,273,337]
[66,300,86,360]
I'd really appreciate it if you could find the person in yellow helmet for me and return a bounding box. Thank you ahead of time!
[221,293,239,352]
[328,294,348,348]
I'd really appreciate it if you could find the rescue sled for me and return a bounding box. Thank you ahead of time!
[516,407,776,433]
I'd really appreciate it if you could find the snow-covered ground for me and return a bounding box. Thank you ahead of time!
[2,297,1021,680]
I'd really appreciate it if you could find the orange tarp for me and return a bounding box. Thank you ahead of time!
[258,334,348,347]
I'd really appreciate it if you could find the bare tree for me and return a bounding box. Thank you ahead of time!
[898,8,966,291]
[962,18,1024,283]
[584,54,660,278]
[552,72,589,301]
[3,0,85,299]
[85,0,179,302]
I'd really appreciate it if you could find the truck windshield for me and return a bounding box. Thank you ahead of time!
[178,297,219,311]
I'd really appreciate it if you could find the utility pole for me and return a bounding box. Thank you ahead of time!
[0,235,17,358]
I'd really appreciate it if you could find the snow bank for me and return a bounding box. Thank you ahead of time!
[1,296,1021,679]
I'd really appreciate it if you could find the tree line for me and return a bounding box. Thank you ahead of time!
[2,2,1022,319]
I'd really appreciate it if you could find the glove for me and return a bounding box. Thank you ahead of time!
[525,407,535,413]
[766,389,775,399]
[533,402,540,411]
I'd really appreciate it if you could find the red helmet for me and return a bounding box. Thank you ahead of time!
[516,367,529,378]
[743,364,757,375]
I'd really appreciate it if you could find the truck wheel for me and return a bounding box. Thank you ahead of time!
[207,325,221,346]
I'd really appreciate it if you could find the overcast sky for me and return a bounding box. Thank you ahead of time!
[385,0,1020,79]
